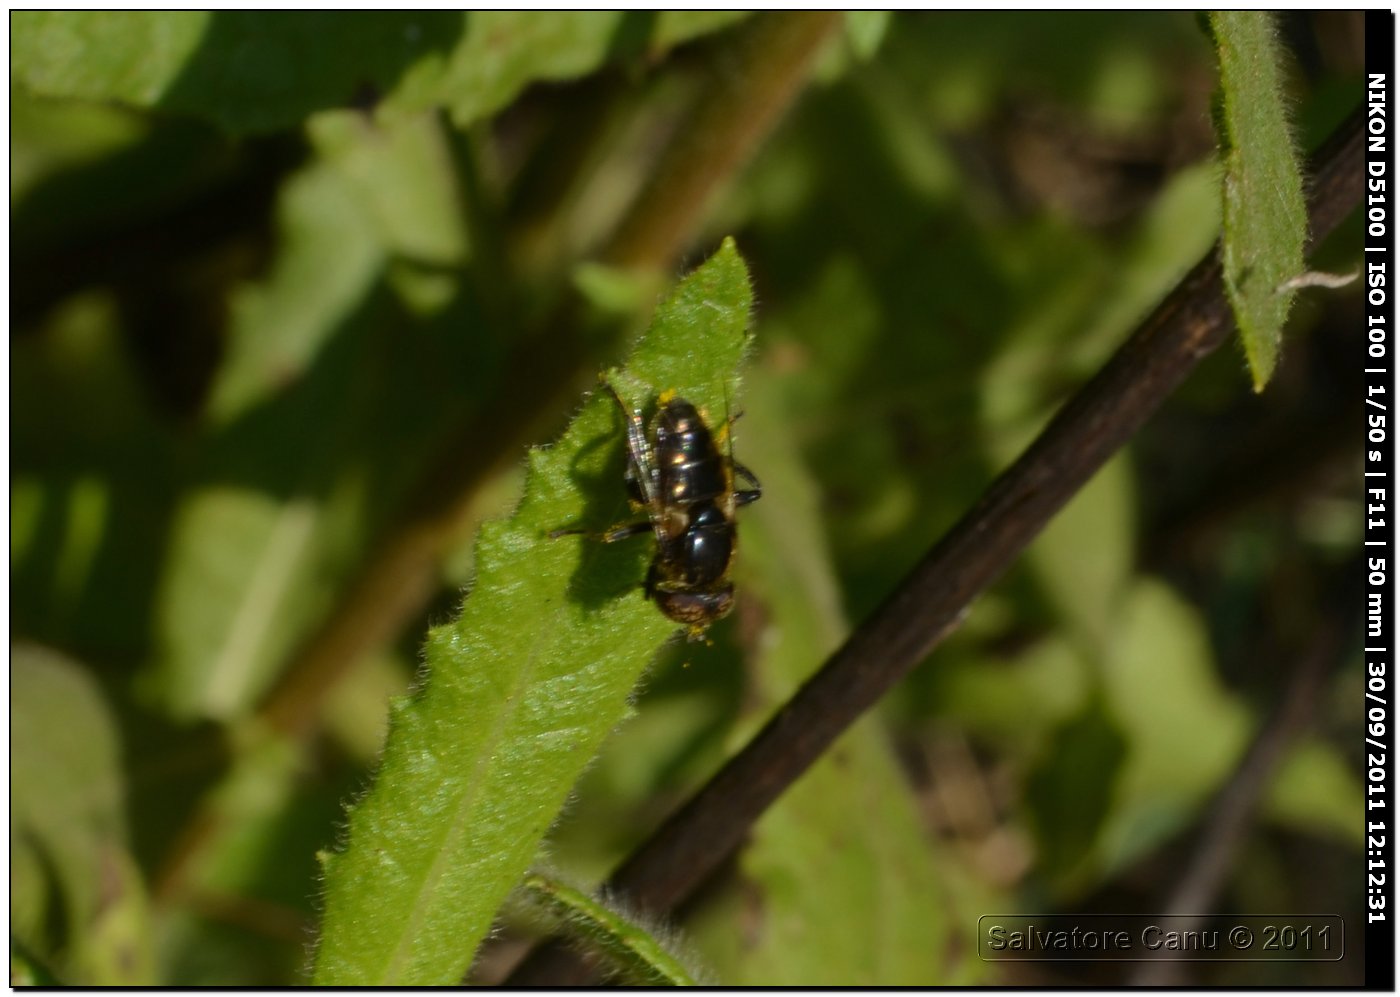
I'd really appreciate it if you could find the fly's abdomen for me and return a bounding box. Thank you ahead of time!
[656,400,727,505]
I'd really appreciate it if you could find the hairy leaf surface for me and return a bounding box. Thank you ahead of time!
[1209,11,1307,389]
[313,239,753,985]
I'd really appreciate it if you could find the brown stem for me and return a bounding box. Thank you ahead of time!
[504,107,1365,985]
[603,12,842,270]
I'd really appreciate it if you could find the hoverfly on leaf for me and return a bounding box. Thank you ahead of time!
[552,380,761,640]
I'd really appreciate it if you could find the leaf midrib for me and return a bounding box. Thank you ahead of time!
[379,564,564,983]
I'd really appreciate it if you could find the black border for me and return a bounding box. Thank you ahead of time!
[1364,8,1396,991]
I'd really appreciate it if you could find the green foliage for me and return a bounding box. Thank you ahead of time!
[1096,581,1252,870]
[518,871,699,985]
[11,11,1363,988]
[1266,738,1365,847]
[149,112,474,720]
[1208,11,1308,390]
[312,241,753,985]
[10,939,63,987]
[11,12,755,134]
[12,646,154,985]
[1025,703,1129,880]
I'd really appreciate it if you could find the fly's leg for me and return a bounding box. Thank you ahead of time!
[732,460,762,508]
[712,407,744,448]
[715,385,758,506]
[548,521,653,542]
[601,521,654,543]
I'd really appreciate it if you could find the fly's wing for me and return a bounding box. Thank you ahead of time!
[602,380,663,514]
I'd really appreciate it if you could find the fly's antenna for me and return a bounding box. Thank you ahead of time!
[723,380,733,459]
[722,378,739,478]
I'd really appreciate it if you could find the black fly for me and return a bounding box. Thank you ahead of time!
[552,380,761,639]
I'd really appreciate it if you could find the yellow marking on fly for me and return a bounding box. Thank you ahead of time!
[658,388,678,404]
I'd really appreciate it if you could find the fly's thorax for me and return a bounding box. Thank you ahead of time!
[654,503,734,587]
[661,506,690,537]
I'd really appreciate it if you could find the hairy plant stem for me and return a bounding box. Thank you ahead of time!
[504,107,1365,986]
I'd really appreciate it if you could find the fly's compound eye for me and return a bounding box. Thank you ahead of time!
[653,585,734,627]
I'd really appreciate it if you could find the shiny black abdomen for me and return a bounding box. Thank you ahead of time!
[655,400,727,506]
[656,504,733,586]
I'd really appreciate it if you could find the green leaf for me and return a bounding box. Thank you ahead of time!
[153,487,327,719]
[385,13,622,129]
[843,11,892,61]
[1208,11,1307,390]
[11,937,63,987]
[207,158,384,424]
[10,92,151,207]
[11,12,210,107]
[80,849,155,986]
[155,729,342,985]
[10,12,466,134]
[930,632,1090,754]
[1025,454,1135,656]
[395,11,761,123]
[210,111,466,423]
[151,112,482,721]
[1096,581,1251,874]
[653,12,754,51]
[1024,702,1129,879]
[1264,736,1365,848]
[518,870,699,985]
[11,13,757,135]
[312,238,754,986]
[11,644,154,984]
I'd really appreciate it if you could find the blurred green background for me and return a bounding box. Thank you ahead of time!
[10,11,1366,986]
